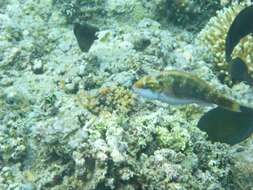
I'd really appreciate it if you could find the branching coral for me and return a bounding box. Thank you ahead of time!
[156,126,191,151]
[198,2,253,84]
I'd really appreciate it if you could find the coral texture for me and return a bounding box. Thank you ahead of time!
[166,0,222,30]
[198,1,253,84]
[0,0,253,189]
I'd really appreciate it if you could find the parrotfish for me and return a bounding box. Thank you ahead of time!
[73,23,99,52]
[133,70,241,112]
[225,5,253,84]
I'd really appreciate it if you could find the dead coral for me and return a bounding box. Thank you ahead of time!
[76,86,135,115]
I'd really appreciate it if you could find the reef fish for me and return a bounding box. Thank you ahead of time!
[225,5,253,84]
[198,106,253,145]
[133,70,241,112]
[73,23,99,52]
[229,57,253,84]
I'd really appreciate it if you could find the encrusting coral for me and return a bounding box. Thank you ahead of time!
[76,86,136,115]
[198,1,253,84]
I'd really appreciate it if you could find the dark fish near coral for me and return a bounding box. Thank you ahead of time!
[225,5,253,84]
[229,57,253,85]
[73,23,99,52]
[198,106,253,145]
[133,70,241,112]
[225,5,253,62]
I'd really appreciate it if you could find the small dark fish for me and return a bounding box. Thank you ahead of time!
[198,106,253,145]
[229,57,253,85]
[73,23,99,52]
[225,5,253,62]
[225,5,253,84]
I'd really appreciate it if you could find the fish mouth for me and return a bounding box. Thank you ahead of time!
[132,86,159,100]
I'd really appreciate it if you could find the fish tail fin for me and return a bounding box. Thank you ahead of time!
[215,95,241,112]
[227,102,253,113]
[214,93,242,112]
[230,102,241,112]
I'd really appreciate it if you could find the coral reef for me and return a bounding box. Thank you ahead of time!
[0,117,28,163]
[76,86,136,115]
[53,0,225,31]
[28,106,236,189]
[231,140,253,189]
[52,0,151,26]
[198,1,253,84]
[156,126,190,151]
[52,0,107,23]
[0,0,253,189]
[166,0,223,30]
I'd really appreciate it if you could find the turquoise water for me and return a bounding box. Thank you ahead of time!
[0,0,253,189]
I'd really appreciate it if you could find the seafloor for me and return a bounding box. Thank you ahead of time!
[1,0,253,189]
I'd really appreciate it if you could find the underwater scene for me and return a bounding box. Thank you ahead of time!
[2,0,253,189]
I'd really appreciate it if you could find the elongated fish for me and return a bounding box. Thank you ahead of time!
[225,5,253,84]
[133,70,241,112]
